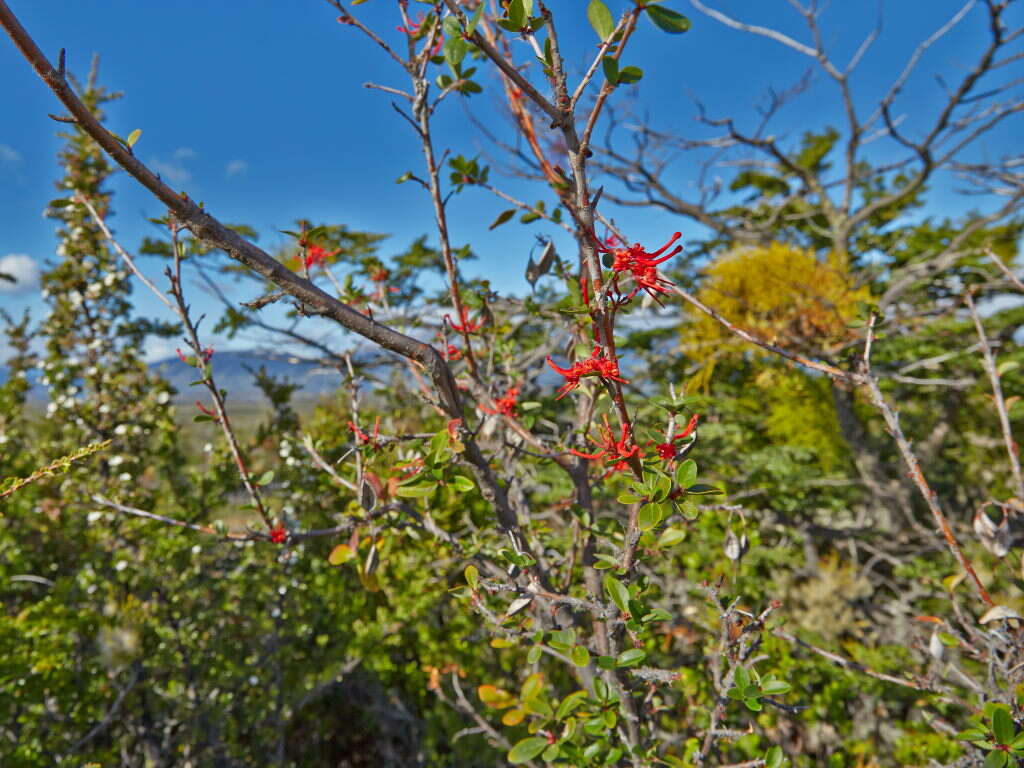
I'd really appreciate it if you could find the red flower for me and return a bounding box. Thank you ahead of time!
[369,267,390,283]
[594,232,683,306]
[445,307,483,334]
[546,347,628,400]
[444,344,462,361]
[178,346,214,365]
[304,244,341,269]
[653,414,700,462]
[480,385,521,417]
[571,415,641,477]
[348,417,382,450]
[269,522,287,544]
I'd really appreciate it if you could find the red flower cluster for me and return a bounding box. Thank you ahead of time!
[653,414,700,462]
[595,232,683,305]
[177,346,214,365]
[304,244,341,269]
[396,12,444,56]
[546,347,628,400]
[445,307,483,334]
[269,522,287,544]
[443,343,462,361]
[348,417,382,450]
[571,415,640,477]
[480,385,521,417]
[369,267,390,283]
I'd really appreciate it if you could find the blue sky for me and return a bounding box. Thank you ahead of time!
[1,0,1020,361]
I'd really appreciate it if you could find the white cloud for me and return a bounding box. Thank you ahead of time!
[142,336,180,364]
[173,147,196,161]
[0,253,40,294]
[225,159,248,177]
[0,144,20,165]
[150,158,192,185]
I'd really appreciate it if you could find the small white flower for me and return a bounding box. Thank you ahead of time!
[114,560,127,572]
[203,443,213,453]
[85,366,99,376]
[156,391,171,405]
[46,402,58,415]
[191,545,202,555]
[132,425,143,435]
[87,511,102,523]
[109,455,124,467]
[118,473,132,483]
[248,676,259,686]
[56,244,67,257]
[271,607,281,618]
[285,456,297,467]
[104,274,117,287]
[41,288,50,299]
[98,404,110,414]
[0,434,8,445]
[114,424,128,436]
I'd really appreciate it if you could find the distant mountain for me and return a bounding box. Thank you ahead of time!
[152,350,347,402]
[1,350,353,404]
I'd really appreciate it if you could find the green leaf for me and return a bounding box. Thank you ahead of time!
[444,36,469,70]
[641,608,672,623]
[328,544,356,565]
[686,483,723,496]
[601,56,619,85]
[765,746,784,768]
[744,697,763,712]
[587,0,615,40]
[616,648,646,667]
[983,751,1009,768]
[657,527,686,548]
[465,564,479,590]
[993,706,1015,745]
[257,470,275,486]
[571,645,591,667]
[675,459,697,489]
[555,690,587,720]
[450,475,475,492]
[521,672,544,701]
[958,727,988,742]
[646,5,691,34]
[617,492,643,504]
[760,679,791,696]
[489,209,516,230]
[506,0,526,28]
[603,575,630,614]
[466,1,485,35]
[638,504,660,531]
[733,666,751,690]
[395,482,438,498]
[126,128,143,148]
[616,65,643,84]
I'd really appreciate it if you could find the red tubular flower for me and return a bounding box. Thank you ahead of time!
[200,346,214,364]
[570,415,641,477]
[348,417,381,450]
[593,232,683,306]
[177,348,188,364]
[195,400,217,418]
[304,244,341,269]
[653,414,700,462]
[546,347,628,400]
[445,307,483,334]
[269,522,287,544]
[444,344,462,361]
[480,385,521,417]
